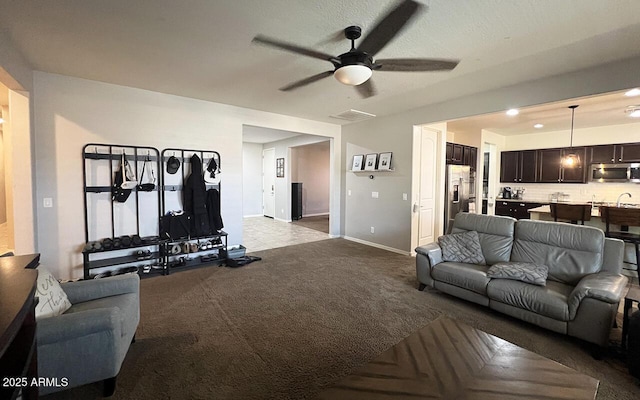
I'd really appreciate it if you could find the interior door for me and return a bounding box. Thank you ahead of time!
[417,128,437,246]
[262,148,275,218]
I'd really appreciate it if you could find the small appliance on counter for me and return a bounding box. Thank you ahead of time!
[501,187,512,199]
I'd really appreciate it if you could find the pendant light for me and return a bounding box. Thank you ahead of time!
[562,105,580,168]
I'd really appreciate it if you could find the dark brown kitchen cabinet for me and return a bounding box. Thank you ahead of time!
[589,143,640,163]
[463,146,477,169]
[590,145,617,163]
[621,143,640,162]
[446,143,477,169]
[495,201,545,220]
[451,144,463,164]
[538,147,586,183]
[500,150,537,183]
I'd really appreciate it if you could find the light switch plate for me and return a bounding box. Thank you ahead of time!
[402,193,408,201]
[43,198,53,208]
[372,192,379,198]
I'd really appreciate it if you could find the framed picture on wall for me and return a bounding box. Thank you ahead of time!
[352,154,364,171]
[378,152,392,170]
[276,158,285,178]
[364,153,378,171]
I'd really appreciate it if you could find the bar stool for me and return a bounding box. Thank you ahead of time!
[550,203,592,225]
[600,206,640,282]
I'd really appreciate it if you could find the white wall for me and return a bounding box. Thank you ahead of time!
[33,72,340,279]
[0,130,6,224]
[242,142,263,217]
[342,55,640,253]
[262,134,333,222]
[291,141,330,216]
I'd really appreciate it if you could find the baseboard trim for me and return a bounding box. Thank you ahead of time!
[243,214,264,218]
[343,236,411,256]
[302,213,329,217]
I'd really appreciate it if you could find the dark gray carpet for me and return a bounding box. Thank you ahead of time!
[45,239,640,399]
[291,215,329,234]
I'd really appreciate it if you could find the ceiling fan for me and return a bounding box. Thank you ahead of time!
[252,0,459,98]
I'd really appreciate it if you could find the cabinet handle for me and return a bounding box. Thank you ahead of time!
[619,158,622,162]
[611,158,615,162]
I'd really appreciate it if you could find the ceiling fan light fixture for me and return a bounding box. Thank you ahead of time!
[334,65,372,86]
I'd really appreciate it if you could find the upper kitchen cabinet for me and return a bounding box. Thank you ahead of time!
[463,146,477,169]
[538,147,587,183]
[500,150,537,183]
[446,142,477,168]
[590,143,640,163]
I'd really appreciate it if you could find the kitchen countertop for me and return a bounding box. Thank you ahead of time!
[528,205,600,217]
[496,199,548,203]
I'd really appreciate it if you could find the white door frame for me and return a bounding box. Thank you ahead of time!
[410,124,446,255]
[262,147,275,218]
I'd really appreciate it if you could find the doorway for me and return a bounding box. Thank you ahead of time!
[262,147,275,218]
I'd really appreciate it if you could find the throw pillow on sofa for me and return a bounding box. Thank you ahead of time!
[35,267,72,320]
[438,230,486,265]
[487,262,549,286]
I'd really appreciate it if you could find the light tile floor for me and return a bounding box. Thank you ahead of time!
[243,216,330,253]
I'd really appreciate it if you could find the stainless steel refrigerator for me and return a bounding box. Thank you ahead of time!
[444,165,474,233]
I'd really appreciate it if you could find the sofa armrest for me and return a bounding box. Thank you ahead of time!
[36,308,121,345]
[568,272,628,319]
[415,242,443,267]
[61,274,140,304]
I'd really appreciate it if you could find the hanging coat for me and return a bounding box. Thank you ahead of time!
[183,154,211,237]
[206,188,224,231]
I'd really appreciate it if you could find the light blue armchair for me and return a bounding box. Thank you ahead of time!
[36,273,140,396]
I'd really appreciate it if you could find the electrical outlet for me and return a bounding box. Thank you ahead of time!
[370,226,375,234]
[372,191,379,198]
[348,189,352,196]
[43,198,53,208]
[402,193,408,201]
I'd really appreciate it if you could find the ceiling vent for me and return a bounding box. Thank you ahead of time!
[330,109,376,122]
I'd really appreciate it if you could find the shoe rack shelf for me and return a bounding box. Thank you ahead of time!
[160,148,226,274]
[82,144,163,280]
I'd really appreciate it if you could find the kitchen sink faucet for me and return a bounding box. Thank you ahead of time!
[616,192,632,207]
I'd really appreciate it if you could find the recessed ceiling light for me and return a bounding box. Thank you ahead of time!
[625,88,640,97]
[533,123,543,129]
[506,108,519,116]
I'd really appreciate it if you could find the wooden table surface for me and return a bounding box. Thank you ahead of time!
[319,316,598,400]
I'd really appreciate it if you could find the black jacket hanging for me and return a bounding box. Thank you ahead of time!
[206,188,224,231]
[183,154,211,237]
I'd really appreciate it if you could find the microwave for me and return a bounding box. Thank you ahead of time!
[590,163,640,182]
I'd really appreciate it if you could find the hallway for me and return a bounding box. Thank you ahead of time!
[243,216,329,253]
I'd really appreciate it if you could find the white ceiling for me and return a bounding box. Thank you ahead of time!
[243,125,301,144]
[2,1,640,125]
[448,89,640,136]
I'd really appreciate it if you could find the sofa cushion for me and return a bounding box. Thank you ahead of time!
[35,267,72,320]
[64,293,138,338]
[487,262,549,286]
[451,213,516,265]
[511,220,605,285]
[438,230,486,265]
[432,262,491,295]
[486,278,573,321]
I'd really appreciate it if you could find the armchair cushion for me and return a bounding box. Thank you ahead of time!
[438,230,486,265]
[61,273,139,303]
[35,267,72,320]
[487,262,549,286]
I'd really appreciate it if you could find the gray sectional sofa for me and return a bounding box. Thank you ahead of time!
[416,213,628,348]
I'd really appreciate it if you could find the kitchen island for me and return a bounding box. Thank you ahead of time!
[529,204,638,273]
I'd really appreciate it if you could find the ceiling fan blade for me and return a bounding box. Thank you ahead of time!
[375,58,459,71]
[355,79,377,98]
[279,71,334,91]
[252,35,339,63]
[357,0,424,56]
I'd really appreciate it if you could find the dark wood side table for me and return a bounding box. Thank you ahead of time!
[0,254,40,400]
[622,285,640,349]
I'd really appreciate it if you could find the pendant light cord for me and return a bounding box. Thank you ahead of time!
[569,105,578,150]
